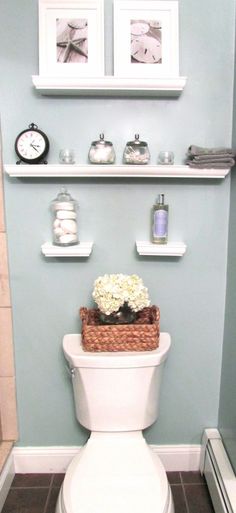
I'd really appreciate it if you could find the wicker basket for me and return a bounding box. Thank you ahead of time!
[80,305,160,352]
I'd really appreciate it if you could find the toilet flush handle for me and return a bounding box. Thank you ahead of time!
[65,365,75,378]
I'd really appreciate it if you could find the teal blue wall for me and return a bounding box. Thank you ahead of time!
[0,0,235,446]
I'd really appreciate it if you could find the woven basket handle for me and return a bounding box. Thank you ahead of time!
[80,307,88,322]
[150,305,160,323]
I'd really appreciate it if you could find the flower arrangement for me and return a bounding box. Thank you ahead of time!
[80,273,159,351]
[92,273,150,316]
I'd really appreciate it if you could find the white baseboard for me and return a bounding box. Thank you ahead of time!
[0,452,14,512]
[13,447,82,474]
[13,444,201,474]
[151,444,201,472]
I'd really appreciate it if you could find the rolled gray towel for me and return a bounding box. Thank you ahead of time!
[191,154,235,162]
[188,145,235,157]
[187,159,235,169]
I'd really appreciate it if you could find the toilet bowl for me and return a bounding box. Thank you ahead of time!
[56,333,174,513]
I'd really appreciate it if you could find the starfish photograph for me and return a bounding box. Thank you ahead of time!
[56,18,88,63]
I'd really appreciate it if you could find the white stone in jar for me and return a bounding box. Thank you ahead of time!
[56,210,77,220]
[60,219,77,234]
[53,219,61,228]
[53,226,64,236]
[53,202,74,211]
[59,234,78,244]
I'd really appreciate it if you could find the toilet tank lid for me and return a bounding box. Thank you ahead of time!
[63,333,171,368]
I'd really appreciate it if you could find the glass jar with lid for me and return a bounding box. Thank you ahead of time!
[51,188,79,246]
[123,134,150,164]
[88,133,115,164]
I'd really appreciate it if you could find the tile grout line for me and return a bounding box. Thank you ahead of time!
[167,471,182,486]
[42,474,54,513]
[174,481,205,486]
[180,473,191,513]
[12,486,53,489]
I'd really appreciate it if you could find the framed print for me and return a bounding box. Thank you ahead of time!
[38,0,104,77]
[113,0,179,78]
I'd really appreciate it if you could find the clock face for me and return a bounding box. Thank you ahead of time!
[15,128,49,163]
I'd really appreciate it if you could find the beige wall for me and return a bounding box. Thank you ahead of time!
[0,129,18,442]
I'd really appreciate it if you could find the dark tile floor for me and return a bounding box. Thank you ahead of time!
[2,471,215,513]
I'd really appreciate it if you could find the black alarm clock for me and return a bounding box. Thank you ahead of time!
[15,123,50,164]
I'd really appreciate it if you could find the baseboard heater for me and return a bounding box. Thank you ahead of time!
[201,429,236,513]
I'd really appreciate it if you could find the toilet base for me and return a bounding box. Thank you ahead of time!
[56,431,174,513]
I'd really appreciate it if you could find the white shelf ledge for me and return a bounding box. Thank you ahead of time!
[32,75,187,97]
[5,164,230,179]
[136,241,187,257]
[41,242,93,257]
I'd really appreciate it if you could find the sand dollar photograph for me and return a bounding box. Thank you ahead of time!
[56,18,88,63]
[130,19,162,64]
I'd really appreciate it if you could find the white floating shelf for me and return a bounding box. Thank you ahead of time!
[5,164,230,179]
[32,75,187,97]
[136,241,187,257]
[41,242,93,257]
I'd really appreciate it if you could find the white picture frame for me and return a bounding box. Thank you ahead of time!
[113,0,179,78]
[38,0,104,77]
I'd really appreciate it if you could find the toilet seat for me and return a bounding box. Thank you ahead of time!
[57,432,174,513]
[57,486,173,513]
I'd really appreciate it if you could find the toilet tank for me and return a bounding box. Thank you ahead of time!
[63,333,171,432]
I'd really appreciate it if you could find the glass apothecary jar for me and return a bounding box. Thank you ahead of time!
[88,133,115,164]
[123,134,150,164]
[51,188,79,246]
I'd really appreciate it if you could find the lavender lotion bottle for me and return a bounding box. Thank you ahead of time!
[152,194,169,244]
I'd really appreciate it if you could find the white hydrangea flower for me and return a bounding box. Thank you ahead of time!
[92,273,150,315]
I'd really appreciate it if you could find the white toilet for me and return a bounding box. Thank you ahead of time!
[56,332,174,513]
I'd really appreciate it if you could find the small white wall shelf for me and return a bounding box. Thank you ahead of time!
[32,75,187,97]
[41,242,93,257]
[136,241,187,257]
[5,164,230,179]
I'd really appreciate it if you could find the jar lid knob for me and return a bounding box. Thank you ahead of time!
[55,187,73,201]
